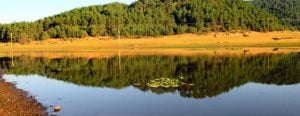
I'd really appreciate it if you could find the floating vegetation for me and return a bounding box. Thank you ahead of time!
[147,77,186,88]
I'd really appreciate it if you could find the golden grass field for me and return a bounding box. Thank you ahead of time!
[0,31,299,58]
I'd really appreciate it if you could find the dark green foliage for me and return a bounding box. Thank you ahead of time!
[0,0,295,43]
[252,0,300,30]
[174,0,282,32]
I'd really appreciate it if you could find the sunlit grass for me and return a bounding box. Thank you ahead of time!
[0,31,299,58]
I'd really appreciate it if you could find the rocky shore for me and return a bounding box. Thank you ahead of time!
[0,69,46,116]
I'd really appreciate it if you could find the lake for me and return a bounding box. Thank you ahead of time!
[1,53,300,116]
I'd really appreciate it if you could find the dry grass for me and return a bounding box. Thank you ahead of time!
[0,31,299,58]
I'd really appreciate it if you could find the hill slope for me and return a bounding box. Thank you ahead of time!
[0,0,289,43]
[252,0,300,30]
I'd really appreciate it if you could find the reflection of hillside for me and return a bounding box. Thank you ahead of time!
[255,53,300,85]
[0,67,3,78]
[0,53,299,99]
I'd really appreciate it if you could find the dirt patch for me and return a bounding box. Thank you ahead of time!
[0,70,46,116]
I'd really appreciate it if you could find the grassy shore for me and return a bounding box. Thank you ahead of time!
[0,31,299,58]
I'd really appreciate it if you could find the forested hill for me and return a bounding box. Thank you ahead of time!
[253,0,300,30]
[0,0,298,43]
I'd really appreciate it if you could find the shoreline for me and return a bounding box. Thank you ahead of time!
[0,31,299,52]
[0,47,299,59]
[0,71,47,116]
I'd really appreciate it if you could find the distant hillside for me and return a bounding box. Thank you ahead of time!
[252,0,300,30]
[0,0,292,43]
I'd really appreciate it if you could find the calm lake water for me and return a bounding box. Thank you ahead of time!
[1,53,300,116]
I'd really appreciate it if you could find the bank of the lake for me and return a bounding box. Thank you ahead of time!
[0,77,46,115]
[0,31,299,53]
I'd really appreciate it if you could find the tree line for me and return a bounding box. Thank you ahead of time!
[252,0,300,30]
[0,0,299,43]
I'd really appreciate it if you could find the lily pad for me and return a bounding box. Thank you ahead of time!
[147,78,186,88]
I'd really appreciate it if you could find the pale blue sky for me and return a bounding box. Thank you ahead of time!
[0,0,136,24]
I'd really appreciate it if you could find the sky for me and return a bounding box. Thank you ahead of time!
[0,0,136,24]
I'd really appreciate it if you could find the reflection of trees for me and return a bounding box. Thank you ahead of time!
[255,53,300,85]
[0,67,3,78]
[0,53,299,99]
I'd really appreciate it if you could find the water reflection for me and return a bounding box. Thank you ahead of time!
[0,53,299,99]
[0,66,3,78]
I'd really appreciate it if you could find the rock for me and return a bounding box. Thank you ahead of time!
[53,106,61,112]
